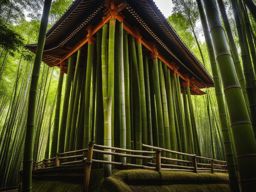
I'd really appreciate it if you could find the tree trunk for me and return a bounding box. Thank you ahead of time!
[202,0,256,191]
[197,1,239,189]
[22,0,52,191]
[244,0,256,21]
[217,0,246,98]
[231,0,256,135]
[51,71,64,156]
[59,57,75,153]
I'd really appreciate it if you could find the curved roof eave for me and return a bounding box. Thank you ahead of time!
[26,0,214,88]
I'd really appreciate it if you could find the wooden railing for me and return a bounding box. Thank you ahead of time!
[33,142,227,192]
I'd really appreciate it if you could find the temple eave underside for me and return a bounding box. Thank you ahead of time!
[26,0,214,95]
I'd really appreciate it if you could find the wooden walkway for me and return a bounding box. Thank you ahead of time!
[33,143,228,192]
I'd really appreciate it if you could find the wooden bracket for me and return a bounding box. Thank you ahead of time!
[87,27,95,44]
[151,47,159,59]
[106,1,126,21]
[136,34,143,43]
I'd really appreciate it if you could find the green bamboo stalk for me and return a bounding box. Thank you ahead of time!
[186,86,201,155]
[163,66,177,151]
[44,89,56,158]
[94,31,104,146]
[183,88,194,154]
[217,0,246,95]
[65,50,81,151]
[244,0,256,21]
[35,69,53,160]
[59,56,76,152]
[101,19,116,176]
[89,56,96,142]
[129,41,135,149]
[203,0,256,191]
[240,0,256,72]
[108,19,115,149]
[33,66,50,160]
[197,0,239,190]
[51,71,64,156]
[174,73,187,152]
[124,31,131,149]
[231,0,256,135]
[152,58,165,148]
[22,0,52,191]
[101,23,109,148]
[159,62,171,150]
[144,56,153,146]
[130,37,142,151]
[117,22,126,153]
[206,92,216,159]
[171,74,182,151]
[84,41,94,147]
[76,47,87,149]
[69,51,84,149]
[153,95,159,146]
[137,40,147,146]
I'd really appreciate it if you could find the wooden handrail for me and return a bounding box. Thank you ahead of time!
[59,148,88,156]
[161,156,191,164]
[142,144,196,157]
[94,144,154,154]
[33,143,228,178]
[93,149,154,159]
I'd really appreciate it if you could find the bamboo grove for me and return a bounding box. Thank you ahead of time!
[0,14,223,189]
[199,0,256,191]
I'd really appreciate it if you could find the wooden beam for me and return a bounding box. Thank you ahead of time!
[57,15,112,65]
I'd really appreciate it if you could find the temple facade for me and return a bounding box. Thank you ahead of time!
[27,0,213,155]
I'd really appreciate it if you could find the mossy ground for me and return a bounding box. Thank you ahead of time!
[30,169,230,192]
[32,180,83,192]
[101,169,230,192]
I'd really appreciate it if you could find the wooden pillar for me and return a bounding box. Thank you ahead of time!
[84,142,94,192]
[156,150,161,171]
[55,153,60,167]
[193,155,198,173]
[211,159,214,173]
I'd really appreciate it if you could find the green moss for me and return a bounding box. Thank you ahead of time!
[33,180,83,192]
[31,169,230,192]
[101,169,230,192]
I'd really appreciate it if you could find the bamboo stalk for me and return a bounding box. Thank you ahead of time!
[83,40,95,146]
[59,56,76,153]
[51,71,64,156]
[22,0,52,191]
[203,0,256,191]
[152,58,165,148]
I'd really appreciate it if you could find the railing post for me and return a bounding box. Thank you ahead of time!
[55,153,60,167]
[43,159,47,168]
[84,142,94,192]
[156,150,161,171]
[193,155,197,173]
[211,159,214,173]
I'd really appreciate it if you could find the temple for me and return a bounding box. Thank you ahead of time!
[24,1,232,192]
[26,0,216,155]
[27,0,213,92]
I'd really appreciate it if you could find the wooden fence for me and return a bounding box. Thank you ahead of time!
[33,142,227,192]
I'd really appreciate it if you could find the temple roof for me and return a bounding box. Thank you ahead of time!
[26,0,214,89]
